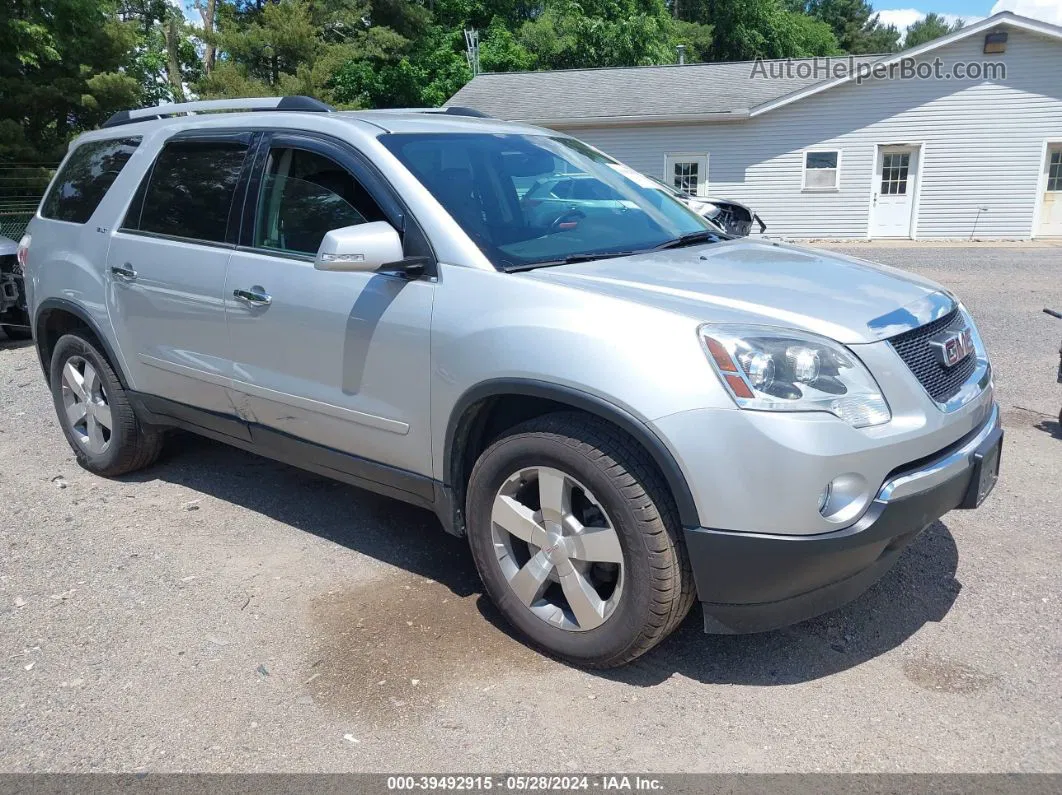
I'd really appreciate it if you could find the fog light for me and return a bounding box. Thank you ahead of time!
[817,483,832,513]
[818,473,871,523]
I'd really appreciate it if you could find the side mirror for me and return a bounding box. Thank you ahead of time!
[314,221,404,272]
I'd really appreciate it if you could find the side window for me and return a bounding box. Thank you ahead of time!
[571,180,620,201]
[127,139,248,243]
[41,137,141,224]
[253,148,385,256]
[550,179,573,199]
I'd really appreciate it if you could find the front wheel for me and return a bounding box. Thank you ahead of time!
[466,412,694,668]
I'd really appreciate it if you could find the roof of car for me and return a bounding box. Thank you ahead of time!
[81,99,554,143]
[333,110,549,135]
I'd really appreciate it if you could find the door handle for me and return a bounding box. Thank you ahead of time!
[233,287,271,307]
[111,264,138,282]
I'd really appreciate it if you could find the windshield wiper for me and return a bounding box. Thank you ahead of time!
[650,229,723,251]
[505,251,636,271]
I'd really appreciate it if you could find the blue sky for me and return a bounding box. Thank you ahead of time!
[876,0,1062,32]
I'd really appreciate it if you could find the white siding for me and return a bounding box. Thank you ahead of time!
[557,29,1062,239]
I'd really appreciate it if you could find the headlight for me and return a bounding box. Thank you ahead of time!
[700,325,891,428]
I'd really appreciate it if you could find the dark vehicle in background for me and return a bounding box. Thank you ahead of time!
[1046,308,1062,428]
[647,176,766,237]
[0,235,30,340]
[520,174,640,228]
[518,172,766,238]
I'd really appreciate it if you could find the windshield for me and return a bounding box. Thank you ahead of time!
[380,133,717,270]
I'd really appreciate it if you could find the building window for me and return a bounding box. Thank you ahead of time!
[664,154,708,197]
[803,150,840,191]
[1048,150,1062,192]
[880,152,910,195]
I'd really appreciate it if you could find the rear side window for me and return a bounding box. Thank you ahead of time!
[41,137,141,224]
[125,139,248,243]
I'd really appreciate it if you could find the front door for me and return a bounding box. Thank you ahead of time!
[224,134,434,477]
[1036,144,1062,238]
[107,133,252,416]
[870,145,919,238]
[664,154,708,197]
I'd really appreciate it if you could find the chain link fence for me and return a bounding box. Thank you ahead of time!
[0,163,56,240]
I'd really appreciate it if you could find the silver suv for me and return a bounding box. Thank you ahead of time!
[22,97,1001,668]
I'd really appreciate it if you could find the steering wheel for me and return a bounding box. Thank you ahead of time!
[550,208,586,232]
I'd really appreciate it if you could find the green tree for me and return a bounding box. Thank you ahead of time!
[479,16,536,72]
[517,0,677,69]
[802,0,900,54]
[674,20,714,62]
[0,0,143,163]
[904,12,962,49]
[702,0,840,61]
[119,0,202,105]
[331,24,470,108]
[195,0,407,102]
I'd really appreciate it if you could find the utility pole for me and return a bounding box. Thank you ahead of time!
[464,29,480,76]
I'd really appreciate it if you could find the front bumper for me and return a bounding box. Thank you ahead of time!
[687,402,1002,634]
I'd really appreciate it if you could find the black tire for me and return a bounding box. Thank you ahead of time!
[466,411,695,668]
[49,332,163,476]
[1,325,32,341]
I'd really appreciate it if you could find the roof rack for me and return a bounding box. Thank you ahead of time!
[438,106,492,118]
[359,107,494,119]
[102,95,333,129]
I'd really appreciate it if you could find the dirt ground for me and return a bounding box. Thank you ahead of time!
[1,244,1060,772]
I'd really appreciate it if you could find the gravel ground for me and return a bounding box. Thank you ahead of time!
[1,244,1060,773]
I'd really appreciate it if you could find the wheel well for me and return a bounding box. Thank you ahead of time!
[447,392,696,535]
[35,308,105,386]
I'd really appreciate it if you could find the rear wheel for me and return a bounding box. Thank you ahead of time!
[466,412,694,668]
[49,332,163,476]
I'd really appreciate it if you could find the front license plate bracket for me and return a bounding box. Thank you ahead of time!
[959,426,1002,509]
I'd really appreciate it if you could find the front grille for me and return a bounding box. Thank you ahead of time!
[888,308,977,403]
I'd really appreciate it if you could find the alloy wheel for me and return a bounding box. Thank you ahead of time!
[491,466,624,632]
[61,356,112,455]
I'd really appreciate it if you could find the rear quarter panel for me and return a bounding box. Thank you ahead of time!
[27,130,165,387]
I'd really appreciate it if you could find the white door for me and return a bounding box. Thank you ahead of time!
[870,145,919,238]
[664,154,708,197]
[1037,145,1062,238]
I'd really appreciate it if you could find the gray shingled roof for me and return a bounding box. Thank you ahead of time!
[447,56,883,123]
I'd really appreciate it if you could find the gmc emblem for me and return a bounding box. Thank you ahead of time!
[930,326,975,368]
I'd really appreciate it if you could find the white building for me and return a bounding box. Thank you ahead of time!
[448,11,1062,240]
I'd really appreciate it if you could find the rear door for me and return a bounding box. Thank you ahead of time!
[107,132,254,418]
[223,132,435,476]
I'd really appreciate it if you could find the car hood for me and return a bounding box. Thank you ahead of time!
[522,238,954,344]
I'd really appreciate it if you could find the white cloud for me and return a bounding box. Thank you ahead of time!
[876,8,927,31]
[875,8,985,39]
[991,0,1062,25]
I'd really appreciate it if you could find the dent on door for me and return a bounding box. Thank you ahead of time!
[224,253,434,476]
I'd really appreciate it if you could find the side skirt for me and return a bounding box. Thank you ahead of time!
[128,391,458,532]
